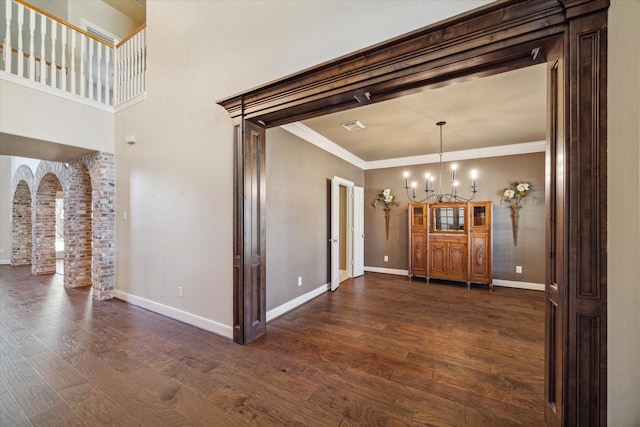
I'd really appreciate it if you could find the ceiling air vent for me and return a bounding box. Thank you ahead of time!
[340,120,366,131]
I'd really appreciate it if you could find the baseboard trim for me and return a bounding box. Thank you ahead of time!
[113,290,233,339]
[364,266,409,276]
[267,283,329,322]
[0,259,10,265]
[493,279,545,291]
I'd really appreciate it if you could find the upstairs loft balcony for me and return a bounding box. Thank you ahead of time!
[1,0,145,109]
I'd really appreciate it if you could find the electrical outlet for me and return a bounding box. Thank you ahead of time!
[178,286,184,297]
[384,255,389,262]
[516,266,523,274]
[297,276,302,287]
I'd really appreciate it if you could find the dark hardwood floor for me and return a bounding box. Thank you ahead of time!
[0,265,545,426]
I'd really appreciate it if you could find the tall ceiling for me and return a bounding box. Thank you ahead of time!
[103,0,146,26]
[300,63,547,162]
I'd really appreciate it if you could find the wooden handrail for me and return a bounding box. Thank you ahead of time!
[117,23,146,48]
[14,0,145,48]
[0,43,66,71]
[14,0,113,47]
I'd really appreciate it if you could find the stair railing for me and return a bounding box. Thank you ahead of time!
[1,0,145,107]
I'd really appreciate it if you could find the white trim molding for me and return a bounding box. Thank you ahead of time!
[492,279,545,291]
[364,266,409,276]
[280,122,367,169]
[280,121,546,171]
[364,141,547,170]
[114,290,233,339]
[267,283,328,322]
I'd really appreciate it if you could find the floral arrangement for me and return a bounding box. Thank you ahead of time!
[372,188,398,209]
[501,181,533,207]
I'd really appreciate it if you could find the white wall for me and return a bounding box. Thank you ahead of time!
[113,0,492,337]
[0,78,114,154]
[68,1,140,41]
[608,0,640,424]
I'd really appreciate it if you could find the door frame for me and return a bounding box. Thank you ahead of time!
[218,1,609,423]
[330,176,354,291]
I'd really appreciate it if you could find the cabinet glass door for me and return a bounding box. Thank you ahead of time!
[473,205,487,227]
[412,205,425,227]
[433,207,465,232]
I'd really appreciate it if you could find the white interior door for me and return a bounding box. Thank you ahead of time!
[353,186,364,277]
[330,177,354,291]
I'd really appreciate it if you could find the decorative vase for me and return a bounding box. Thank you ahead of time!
[510,205,520,246]
[384,208,391,240]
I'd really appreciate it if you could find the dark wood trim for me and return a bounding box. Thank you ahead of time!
[217,1,568,127]
[566,10,608,423]
[218,0,609,423]
[232,119,267,344]
[545,36,566,426]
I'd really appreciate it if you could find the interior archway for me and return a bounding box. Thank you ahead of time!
[33,173,63,275]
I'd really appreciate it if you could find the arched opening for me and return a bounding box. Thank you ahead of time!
[11,180,32,266]
[33,173,63,275]
[64,163,93,288]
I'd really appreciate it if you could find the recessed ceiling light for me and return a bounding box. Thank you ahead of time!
[340,120,366,131]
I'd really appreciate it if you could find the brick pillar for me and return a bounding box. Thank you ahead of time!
[11,181,32,266]
[32,173,62,275]
[64,163,93,288]
[83,153,115,300]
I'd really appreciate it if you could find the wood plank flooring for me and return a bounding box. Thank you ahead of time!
[0,265,545,426]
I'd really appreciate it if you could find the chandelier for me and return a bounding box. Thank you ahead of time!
[403,121,478,203]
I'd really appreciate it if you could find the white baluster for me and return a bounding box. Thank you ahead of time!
[113,41,119,105]
[17,3,24,77]
[50,20,57,88]
[129,36,135,98]
[137,32,143,96]
[70,29,76,94]
[80,35,86,97]
[131,34,140,98]
[28,8,35,80]
[96,42,102,103]
[60,27,67,91]
[4,0,12,73]
[104,46,111,105]
[88,39,94,100]
[141,29,146,93]
[39,14,46,83]
[124,38,130,101]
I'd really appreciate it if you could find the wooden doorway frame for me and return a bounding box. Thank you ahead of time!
[218,1,608,423]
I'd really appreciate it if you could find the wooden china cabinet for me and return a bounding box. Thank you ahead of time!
[408,201,492,290]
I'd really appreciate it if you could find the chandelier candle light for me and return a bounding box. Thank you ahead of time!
[404,121,478,203]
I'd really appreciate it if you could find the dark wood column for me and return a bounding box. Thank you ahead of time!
[564,4,608,423]
[233,119,266,344]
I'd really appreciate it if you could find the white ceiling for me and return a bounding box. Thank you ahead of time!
[103,0,146,27]
[299,63,548,163]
